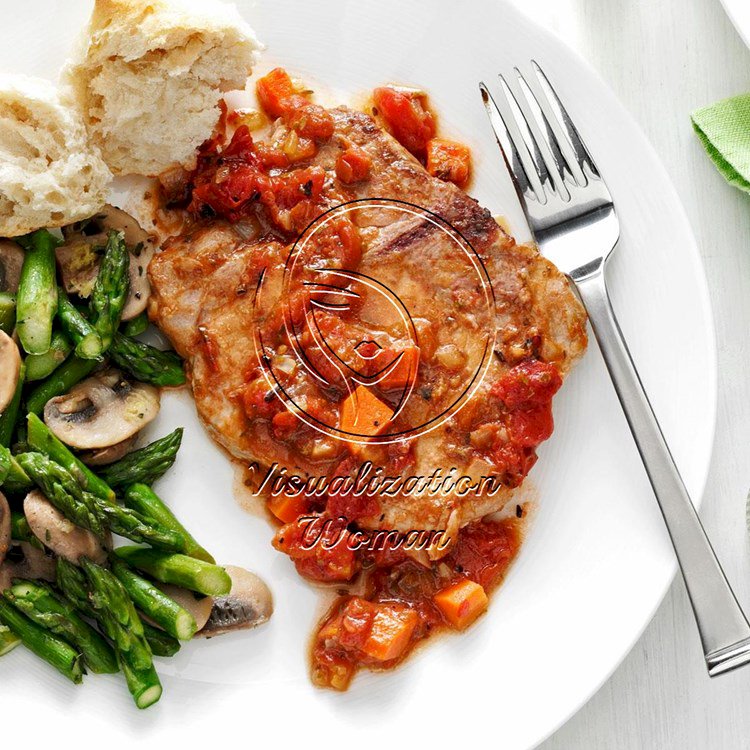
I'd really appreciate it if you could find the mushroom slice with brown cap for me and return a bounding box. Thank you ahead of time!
[197,565,273,637]
[58,204,155,320]
[156,583,214,632]
[0,240,23,293]
[44,368,160,450]
[0,492,10,567]
[80,435,138,466]
[0,542,57,592]
[24,489,108,565]
[0,330,21,413]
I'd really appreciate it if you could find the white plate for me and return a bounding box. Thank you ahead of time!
[719,0,750,49]
[0,1,716,748]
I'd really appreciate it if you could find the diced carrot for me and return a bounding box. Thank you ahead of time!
[267,493,310,524]
[361,606,419,662]
[379,346,420,390]
[335,147,372,183]
[434,578,489,630]
[256,67,307,118]
[425,138,472,187]
[340,385,393,441]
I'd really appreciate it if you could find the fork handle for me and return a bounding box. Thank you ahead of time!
[575,269,750,676]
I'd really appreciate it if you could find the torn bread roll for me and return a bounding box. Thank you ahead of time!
[0,75,111,237]
[63,0,262,177]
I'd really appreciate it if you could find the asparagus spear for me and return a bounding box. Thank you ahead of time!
[100,428,183,489]
[114,546,231,596]
[122,312,148,338]
[58,558,161,708]
[109,332,186,387]
[56,558,95,618]
[9,511,42,548]
[142,621,181,657]
[15,452,106,537]
[24,331,72,382]
[0,292,15,334]
[57,289,102,359]
[18,450,183,550]
[123,483,214,563]
[89,231,129,351]
[0,444,7,483]
[26,356,98,415]
[79,559,161,709]
[0,446,32,493]
[118,652,163,709]
[15,230,59,354]
[112,560,197,640]
[6,580,117,674]
[0,624,21,655]
[0,597,84,683]
[0,362,24,448]
[93,499,185,551]
[27,413,115,503]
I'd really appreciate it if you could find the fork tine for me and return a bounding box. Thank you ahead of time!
[496,74,552,199]
[532,60,600,180]
[479,82,541,204]
[514,67,573,195]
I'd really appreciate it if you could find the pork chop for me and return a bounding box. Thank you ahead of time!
[148,105,587,544]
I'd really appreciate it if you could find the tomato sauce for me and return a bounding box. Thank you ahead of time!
[310,516,522,690]
[180,67,555,691]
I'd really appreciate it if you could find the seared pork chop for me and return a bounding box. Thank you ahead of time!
[149,105,587,544]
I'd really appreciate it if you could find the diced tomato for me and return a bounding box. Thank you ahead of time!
[326,468,381,522]
[491,359,562,410]
[425,138,472,187]
[446,518,521,590]
[489,441,537,488]
[273,515,360,582]
[240,376,282,421]
[283,103,335,141]
[335,147,372,183]
[256,68,308,118]
[312,597,419,689]
[373,86,436,156]
[257,166,326,232]
[256,143,290,169]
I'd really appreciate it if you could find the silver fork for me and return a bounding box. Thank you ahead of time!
[480,62,750,677]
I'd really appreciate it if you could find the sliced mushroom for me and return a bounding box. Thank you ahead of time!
[58,205,155,320]
[44,368,160,450]
[23,490,108,565]
[0,330,21,413]
[80,435,138,466]
[197,565,273,637]
[0,240,24,293]
[0,541,57,592]
[0,492,10,568]
[156,583,214,632]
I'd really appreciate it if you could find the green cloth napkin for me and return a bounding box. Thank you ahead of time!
[692,94,750,193]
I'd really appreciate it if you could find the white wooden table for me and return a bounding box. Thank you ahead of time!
[510,0,750,747]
